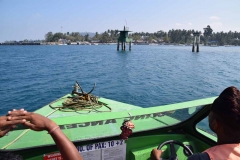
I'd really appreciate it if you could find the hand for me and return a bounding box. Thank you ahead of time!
[150,148,164,160]
[8,111,57,132]
[0,109,27,137]
[0,116,15,137]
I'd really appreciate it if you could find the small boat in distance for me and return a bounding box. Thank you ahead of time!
[209,44,219,47]
[149,43,159,45]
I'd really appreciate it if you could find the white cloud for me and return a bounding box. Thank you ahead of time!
[175,23,182,26]
[234,27,240,32]
[206,22,223,31]
[188,22,192,26]
[209,16,220,20]
[211,22,223,27]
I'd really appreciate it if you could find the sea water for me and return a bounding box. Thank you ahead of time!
[0,45,240,115]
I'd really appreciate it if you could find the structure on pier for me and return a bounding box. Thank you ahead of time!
[117,26,132,51]
[192,31,201,52]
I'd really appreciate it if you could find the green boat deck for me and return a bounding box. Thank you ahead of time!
[0,94,217,160]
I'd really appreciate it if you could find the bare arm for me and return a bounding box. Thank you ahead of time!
[48,126,83,160]
[8,111,83,160]
[0,109,26,137]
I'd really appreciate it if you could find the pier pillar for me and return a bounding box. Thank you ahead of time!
[197,36,200,52]
[129,42,131,51]
[117,41,119,51]
[122,42,124,50]
[192,37,196,52]
[192,31,201,52]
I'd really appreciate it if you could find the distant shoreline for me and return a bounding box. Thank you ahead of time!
[0,42,41,45]
[1,42,239,46]
[0,42,190,46]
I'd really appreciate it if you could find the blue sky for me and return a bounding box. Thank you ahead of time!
[0,0,240,42]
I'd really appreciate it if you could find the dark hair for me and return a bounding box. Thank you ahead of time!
[0,152,23,160]
[211,86,240,130]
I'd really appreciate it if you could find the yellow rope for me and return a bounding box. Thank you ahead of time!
[1,129,31,149]
[1,108,59,149]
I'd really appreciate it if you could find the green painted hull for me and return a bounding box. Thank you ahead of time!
[0,94,217,160]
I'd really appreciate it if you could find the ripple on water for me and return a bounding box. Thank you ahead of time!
[1,45,240,115]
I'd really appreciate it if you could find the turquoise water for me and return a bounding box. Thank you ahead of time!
[0,45,240,115]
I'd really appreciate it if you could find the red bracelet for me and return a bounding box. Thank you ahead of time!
[48,126,60,134]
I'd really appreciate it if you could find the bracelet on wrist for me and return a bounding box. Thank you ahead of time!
[48,126,60,134]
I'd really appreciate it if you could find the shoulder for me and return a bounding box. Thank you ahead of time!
[188,152,210,160]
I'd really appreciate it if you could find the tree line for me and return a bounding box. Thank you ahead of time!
[44,26,240,46]
[45,30,119,43]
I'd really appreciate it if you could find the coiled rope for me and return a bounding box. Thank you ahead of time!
[49,95,112,112]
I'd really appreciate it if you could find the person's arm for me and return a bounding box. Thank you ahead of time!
[46,124,83,160]
[8,111,83,160]
[0,109,26,137]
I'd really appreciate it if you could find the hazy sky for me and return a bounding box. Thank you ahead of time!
[0,0,239,42]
